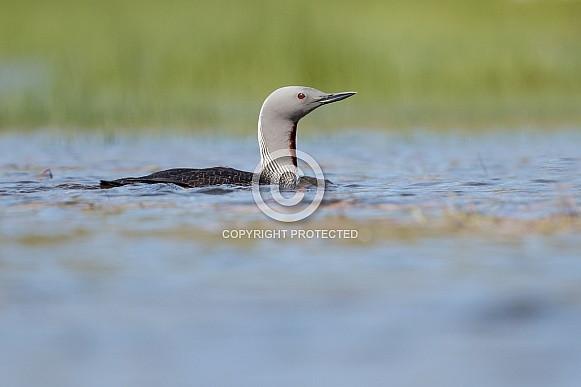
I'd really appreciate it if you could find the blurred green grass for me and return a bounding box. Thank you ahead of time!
[1,0,580,131]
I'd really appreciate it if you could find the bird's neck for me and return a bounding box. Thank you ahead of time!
[258,111,299,184]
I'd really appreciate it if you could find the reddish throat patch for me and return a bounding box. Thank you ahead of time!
[289,123,297,167]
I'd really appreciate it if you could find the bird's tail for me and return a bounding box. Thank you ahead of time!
[99,180,124,189]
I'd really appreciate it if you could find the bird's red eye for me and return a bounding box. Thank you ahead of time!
[297,93,305,99]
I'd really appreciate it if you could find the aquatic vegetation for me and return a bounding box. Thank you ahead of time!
[1,0,580,129]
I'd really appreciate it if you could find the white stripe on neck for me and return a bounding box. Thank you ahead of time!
[258,116,298,183]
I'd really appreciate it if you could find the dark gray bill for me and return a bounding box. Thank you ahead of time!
[318,91,357,105]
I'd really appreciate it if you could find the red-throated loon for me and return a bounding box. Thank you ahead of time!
[99,86,356,188]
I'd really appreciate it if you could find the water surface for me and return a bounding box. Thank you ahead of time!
[1,128,580,386]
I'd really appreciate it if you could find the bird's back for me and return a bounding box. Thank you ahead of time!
[100,167,255,188]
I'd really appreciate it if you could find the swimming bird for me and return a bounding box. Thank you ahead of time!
[99,86,356,188]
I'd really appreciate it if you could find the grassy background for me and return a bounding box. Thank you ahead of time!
[1,0,580,131]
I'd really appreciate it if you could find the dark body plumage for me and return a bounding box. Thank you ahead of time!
[100,167,255,188]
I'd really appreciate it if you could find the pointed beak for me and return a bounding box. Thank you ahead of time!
[318,91,357,105]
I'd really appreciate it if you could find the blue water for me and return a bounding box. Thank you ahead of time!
[1,128,581,386]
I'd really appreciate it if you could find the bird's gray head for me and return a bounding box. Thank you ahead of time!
[260,86,356,123]
[258,86,356,186]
